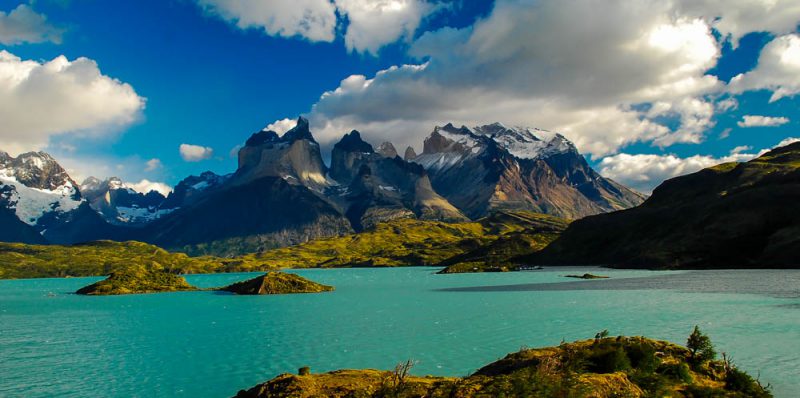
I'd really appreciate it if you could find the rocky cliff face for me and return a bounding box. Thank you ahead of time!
[233,117,329,191]
[413,123,644,219]
[328,131,466,230]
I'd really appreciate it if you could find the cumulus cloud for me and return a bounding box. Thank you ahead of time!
[144,158,162,172]
[336,0,440,54]
[730,34,800,102]
[0,50,145,155]
[599,137,800,193]
[298,0,738,157]
[125,179,172,196]
[0,4,63,45]
[196,0,337,42]
[179,144,214,162]
[676,0,800,45]
[737,115,790,128]
[196,0,439,53]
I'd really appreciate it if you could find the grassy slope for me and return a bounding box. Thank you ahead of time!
[219,272,334,295]
[240,211,558,268]
[528,142,800,269]
[75,266,196,295]
[234,336,771,398]
[0,240,274,279]
[436,212,568,273]
[0,211,564,279]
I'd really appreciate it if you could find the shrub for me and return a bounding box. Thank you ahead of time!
[587,346,631,374]
[725,367,772,397]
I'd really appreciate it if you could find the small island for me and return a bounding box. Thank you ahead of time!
[565,273,610,279]
[75,266,197,295]
[233,330,771,398]
[218,272,334,295]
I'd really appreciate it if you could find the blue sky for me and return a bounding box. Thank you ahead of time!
[1,0,799,194]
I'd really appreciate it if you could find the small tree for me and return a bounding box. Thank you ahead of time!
[687,326,716,363]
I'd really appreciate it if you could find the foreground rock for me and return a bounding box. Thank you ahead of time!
[219,272,334,295]
[76,266,196,295]
[233,336,771,398]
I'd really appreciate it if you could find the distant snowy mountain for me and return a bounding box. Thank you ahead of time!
[80,177,173,225]
[412,123,645,219]
[0,151,82,226]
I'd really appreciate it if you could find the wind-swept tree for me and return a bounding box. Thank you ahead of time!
[687,326,716,363]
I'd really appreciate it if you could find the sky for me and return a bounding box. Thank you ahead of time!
[0,0,799,195]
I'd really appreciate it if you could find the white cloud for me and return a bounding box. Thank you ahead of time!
[599,151,755,194]
[300,0,732,157]
[715,97,738,112]
[335,0,440,54]
[730,34,800,102]
[144,158,162,172]
[265,117,296,135]
[124,179,172,196]
[196,0,337,42]
[676,0,800,46]
[599,137,800,193]
[179,144,214,162]
[0,4,63,45]
[737,115,790,128]
[0,50,145,155]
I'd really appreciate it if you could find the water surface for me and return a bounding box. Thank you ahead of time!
[1,267,798,397]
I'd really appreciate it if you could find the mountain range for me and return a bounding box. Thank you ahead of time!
[0,118,643,255]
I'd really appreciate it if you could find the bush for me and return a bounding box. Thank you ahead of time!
[624,342,657,372]
[659,362,692,383]
[587,346,631,373]
[725,367,772,397]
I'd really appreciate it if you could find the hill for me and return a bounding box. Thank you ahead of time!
[527,142,800,269]
[233,334,771,398]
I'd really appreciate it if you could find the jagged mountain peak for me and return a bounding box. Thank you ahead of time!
[0,150,76,191]
[334,130,374,153]
[376,142,398,158]
[281,116,315,143]
[245,130,280,147]
[404,146,417,160]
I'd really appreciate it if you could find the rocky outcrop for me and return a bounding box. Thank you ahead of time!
[403,146,417,160]
[218,271,333,295]
[376,141,398,158]
[233,117,329,190]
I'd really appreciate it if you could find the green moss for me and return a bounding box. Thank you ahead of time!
[75,266,196,295]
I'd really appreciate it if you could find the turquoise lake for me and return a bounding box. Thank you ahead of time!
[1,267,798,397]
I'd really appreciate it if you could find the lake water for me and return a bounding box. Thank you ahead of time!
[1,267,798,397]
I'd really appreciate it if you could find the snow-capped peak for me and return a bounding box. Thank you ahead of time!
[473,122,575,160]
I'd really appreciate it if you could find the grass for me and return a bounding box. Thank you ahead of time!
[75,266,196,295]
[0,240,274,279]
[234,336,772,398]
[0,211,567,279]
[219,272,334,295]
